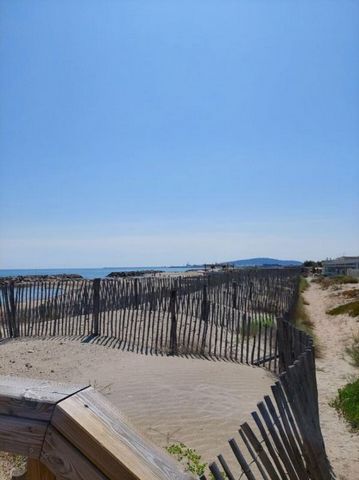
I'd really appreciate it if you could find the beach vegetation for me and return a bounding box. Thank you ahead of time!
[166,443,207,477]
[346,332,359,367]
[327,301,359,318]
[340,288,359,299]
[292,277,322,357]
[299,277,309,292]
[313,275,358,289]
[330,378,359,431]
[165,442,227,479]
[240,313,274,337]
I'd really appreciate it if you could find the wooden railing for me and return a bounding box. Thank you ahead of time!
[0,376,191,480]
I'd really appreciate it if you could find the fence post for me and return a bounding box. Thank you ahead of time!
[168,289,177,356]
[1,284,12,338]
[232,281,237,309]
[92,278,100,337]
[134,278,139,310]
[9,281,18,338]
[201,284,209,355]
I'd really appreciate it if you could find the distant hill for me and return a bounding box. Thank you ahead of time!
[225,257,302,267]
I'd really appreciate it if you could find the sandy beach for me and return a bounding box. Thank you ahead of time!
[0,337,274,469]
[303,280,359,480]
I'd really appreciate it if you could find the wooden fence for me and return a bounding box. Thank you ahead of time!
[0,269,335,479]
[0,269,299,370]
[200,318,335,480]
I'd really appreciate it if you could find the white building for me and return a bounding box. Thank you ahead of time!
[322,256,359,277]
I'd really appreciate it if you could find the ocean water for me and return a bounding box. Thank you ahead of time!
[0,266,197,280]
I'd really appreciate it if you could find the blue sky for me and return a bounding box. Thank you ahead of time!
[0,0,358,268]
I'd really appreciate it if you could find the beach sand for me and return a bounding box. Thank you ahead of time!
[0,337,274,472]
[303,280,359,480]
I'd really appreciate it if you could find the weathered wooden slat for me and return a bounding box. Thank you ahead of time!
[251,411,288,480]
[217,454,236,480]
[239,428,270,480]
[228,438,256,480]
[240,422,281,480]
[208,462,226,480]
[257,401,299,480]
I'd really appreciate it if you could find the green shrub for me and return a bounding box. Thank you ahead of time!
[166,443,207,477]
[330,379,359,431]
[166,442,226,479]
[327,301,359,318]
[246,315,274,336]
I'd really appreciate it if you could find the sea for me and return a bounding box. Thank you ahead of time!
[0,266,198,280]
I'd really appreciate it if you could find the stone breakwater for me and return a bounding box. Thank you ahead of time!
[106,270,164,278]
[0,274,84,285]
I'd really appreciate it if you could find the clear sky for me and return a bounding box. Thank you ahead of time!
[0,0,358,268]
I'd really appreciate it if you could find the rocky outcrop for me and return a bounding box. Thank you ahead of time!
[107,270,163,278]
[0,274,84,284]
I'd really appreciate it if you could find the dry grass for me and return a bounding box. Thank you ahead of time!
[0,453,26,480]
[327,301,359,318]
[313,275,358,290]
[346,332,359,368]
[292,278,322,357]
[340,289,359,300]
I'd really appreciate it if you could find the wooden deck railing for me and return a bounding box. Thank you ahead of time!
[0,376,191,480]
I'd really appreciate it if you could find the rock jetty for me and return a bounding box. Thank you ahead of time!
[107,270,163,278]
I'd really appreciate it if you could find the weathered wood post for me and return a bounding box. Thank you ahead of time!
[232,281,237,309]
[92,278,100,337]
[200,284,209,355]
[168,289,177,356]
[9,281,18,338]
[134,278,139,310]
[1,284,12,337]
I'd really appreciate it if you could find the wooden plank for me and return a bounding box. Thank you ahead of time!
[228,438,256,480]
[52,387,191,480]
[41,425,109,480]
[238,428,270,480]
[251,411,288,480]
[257,401,299,480]
[0,375,87,421]
[240,422,281,480]
[27,458,56,480]
[0,415,47,458]
[217,454,236,480]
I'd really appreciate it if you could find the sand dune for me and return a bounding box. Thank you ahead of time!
[0,337,274,466]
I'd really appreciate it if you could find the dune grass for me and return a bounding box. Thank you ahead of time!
[292,277,322,357]
[346,332,359,367]
[327,300,359,318]
[313,275,358,289]
[330,378,359,431]
[341,288,359,300]
[299,277,310,293]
